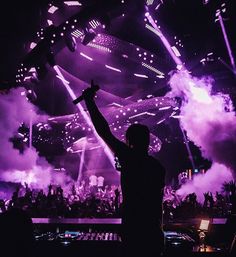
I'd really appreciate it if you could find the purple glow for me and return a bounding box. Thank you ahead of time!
[142,62,164,76]
[134,73,148,78]
[156,119,165,125]
[88,43,112,53]
[171,46,181,57]
[129,111,155,119]
[71,29,84,38]
[53,65,115,168]
[168,71,235,199]
[158,106,171,111]
[218,13,236,71]
[47,19,53,26]
[48,6,58,14]
[0,88,71,191]
[105,65,121,72]
[64,1,82,6]
[29,67,36,72]
[78,137,86,183]
[80,52,93,61]
[56,75,70,84]
[146,0,154,5]
[177,163,232,202]
[89,20,100,29]
[29,42,37,49]
[145,17,184,68]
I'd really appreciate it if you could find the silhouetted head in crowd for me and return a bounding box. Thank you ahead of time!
[125,124,150,153]
[0,208,34,257]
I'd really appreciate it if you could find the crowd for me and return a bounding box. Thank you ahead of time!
[0,180,122,218]
[163,182,236,221]
[0,180,235,220]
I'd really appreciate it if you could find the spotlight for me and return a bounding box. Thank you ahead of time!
[64,34,77,52]
[81,28,96,45]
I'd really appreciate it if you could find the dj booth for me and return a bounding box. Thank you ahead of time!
[32,218,233,257]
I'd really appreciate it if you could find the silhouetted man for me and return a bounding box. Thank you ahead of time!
[81,81,166,256]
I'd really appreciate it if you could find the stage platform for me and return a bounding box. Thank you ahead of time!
[31,218,234,257]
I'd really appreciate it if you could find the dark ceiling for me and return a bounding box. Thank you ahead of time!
[1,0,236,85]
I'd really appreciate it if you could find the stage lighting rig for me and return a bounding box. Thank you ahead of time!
[15,0,133,86]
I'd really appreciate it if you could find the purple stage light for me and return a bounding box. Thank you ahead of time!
[29,42,37,49]
[80,52,93,61]
[144,9,235,196]
[134,73,148,78]
[146,0,154,5]
[71,29,84,38]
[0,88,75,189]
[145,16,184,68]
[88,43,112,53]
[168,71,235,200]
[142,62,164,76]
[105,65,121,72]
[56,75,70,84]
[64,1,82,6]
[171,46,181,57]
[158,106,171,111]
[48,6,58,14]
[47,19,53,26]
[218,12,236,72]
[53,65,115,168]
[89,20,100,29]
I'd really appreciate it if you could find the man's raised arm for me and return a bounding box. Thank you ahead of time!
[82,81,125,153]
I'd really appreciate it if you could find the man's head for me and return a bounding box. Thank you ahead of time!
[125,124,150,152]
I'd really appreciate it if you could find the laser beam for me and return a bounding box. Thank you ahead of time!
[218,13,236,73]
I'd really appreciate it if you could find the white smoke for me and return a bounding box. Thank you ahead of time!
[168,71,235,200]
[0,88,72,191]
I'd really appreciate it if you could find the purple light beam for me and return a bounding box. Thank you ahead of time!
[145,13,184,68]
[145,11,195,169]
[53,65,115,168]
[77,138,86,184]
[218,13,236,73]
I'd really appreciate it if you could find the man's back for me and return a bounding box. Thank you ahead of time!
[116,147,165,225]
[116,147,165,256]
